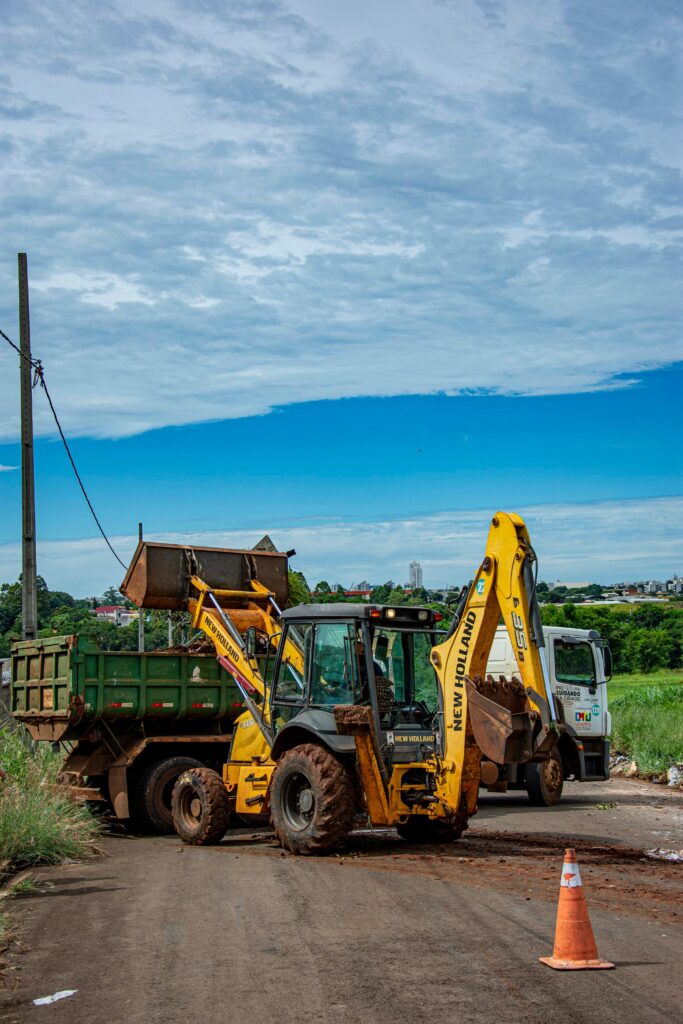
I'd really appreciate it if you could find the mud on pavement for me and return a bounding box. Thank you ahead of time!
[323,827,683,926]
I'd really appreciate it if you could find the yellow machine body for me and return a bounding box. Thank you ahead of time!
[173,511,560,842]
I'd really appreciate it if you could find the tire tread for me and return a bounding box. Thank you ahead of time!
[172,766,231,845]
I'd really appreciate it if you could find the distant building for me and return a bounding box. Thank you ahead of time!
[409,561,423,589]
[95,605,138,627]
[352,580,372,592]
[344,590,372,601]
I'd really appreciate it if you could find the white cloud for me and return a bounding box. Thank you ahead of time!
[0,496,679,595]
[0,465,18,472]
[0,1,680,441]
[33,271,159,311]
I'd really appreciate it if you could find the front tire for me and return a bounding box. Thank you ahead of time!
[525,746,564,806]
[172,767,231,845]
[270,744,356,855]
[396,816,465,844]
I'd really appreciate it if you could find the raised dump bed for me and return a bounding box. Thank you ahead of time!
[120,540,290,610]
[11,634,244,743]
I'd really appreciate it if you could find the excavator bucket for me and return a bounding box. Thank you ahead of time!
[121,541,290,610]
[466,676,536,764]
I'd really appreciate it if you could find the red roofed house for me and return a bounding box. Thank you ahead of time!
[95,605,138,627]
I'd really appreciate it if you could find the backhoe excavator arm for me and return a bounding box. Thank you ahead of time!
[429,511,562,825]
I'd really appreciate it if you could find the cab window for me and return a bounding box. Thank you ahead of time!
[309,623,358,706]
[554,640,596,686]
[413,632,438,709]
[272,623,311,700]
[372,630,405,702]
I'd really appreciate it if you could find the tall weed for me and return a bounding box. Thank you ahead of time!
[0,729,100,875]
[610,684,683,772]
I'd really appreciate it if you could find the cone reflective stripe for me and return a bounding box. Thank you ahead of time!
[540,848,614,971]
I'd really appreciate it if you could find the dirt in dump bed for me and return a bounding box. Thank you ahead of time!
[151,640,215,655]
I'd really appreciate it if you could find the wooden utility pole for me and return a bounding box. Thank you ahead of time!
[138,522,145,652]
[18,253,37,640]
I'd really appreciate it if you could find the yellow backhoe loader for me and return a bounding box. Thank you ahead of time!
[122,512,563,853]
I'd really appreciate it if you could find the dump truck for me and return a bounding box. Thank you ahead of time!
[481,624,612,805]
[122,511,565,853]
[10,540,291,832]
[9,634,248,830]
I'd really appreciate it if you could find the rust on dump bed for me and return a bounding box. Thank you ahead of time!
[121,541,290,611]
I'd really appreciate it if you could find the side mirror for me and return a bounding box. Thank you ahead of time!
[245,627,257,659]
[602,644,612,681]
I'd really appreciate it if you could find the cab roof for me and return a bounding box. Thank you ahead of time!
[280,603,437,627]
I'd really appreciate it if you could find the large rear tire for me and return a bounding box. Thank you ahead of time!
[270,744,356,855]
[133,756,204,833]
[396,816,465,844]
[525,746,564,806]
[172,767,231,845]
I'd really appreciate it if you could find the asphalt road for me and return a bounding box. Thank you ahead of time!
[1,778,681,1024]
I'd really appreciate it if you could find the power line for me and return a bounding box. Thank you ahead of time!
[1,326,128,571]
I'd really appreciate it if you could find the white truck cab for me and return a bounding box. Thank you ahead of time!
[481,625,612,805]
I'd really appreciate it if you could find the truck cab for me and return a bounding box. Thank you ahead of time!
[482,624,612,804]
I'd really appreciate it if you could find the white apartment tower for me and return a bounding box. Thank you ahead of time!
[409,561,423,589]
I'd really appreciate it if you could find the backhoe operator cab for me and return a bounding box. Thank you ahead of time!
[269,604,440,764]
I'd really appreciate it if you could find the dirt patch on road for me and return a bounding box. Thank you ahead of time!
[224,825,682,925]
[350,829,683,924]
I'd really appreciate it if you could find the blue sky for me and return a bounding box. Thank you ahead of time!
[0,0,681,594]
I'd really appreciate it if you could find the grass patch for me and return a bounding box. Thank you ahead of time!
[609,683,683,773]
[0,728,101,879]
[608,669,683,702]
[6,876,41,897]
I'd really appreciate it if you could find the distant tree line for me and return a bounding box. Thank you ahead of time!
[1,573,681,675]
[539,601,683,674]
[0,577,175,657]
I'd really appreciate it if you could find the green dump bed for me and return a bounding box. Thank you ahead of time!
[10,634,244,743]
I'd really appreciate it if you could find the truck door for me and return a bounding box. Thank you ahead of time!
[550,636,605,739]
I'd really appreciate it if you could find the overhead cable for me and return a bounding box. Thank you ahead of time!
[0,327,128,571]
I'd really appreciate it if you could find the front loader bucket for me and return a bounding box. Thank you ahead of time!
[466,676,536,764]
[121,541,289,610]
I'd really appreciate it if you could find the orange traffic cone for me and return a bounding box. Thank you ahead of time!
[539,848,614,970]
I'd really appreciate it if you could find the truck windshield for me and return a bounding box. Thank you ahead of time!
[554,640,596,687]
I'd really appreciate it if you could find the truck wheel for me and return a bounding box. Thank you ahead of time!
[396,817,466,843]
[271,744,355,855]
[135,756,204,833]
[172,767,231,845]
[525,746,564,806]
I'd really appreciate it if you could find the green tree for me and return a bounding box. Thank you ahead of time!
[287,571,311,608]
[370,582,394,603]
[625,628,674,672]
